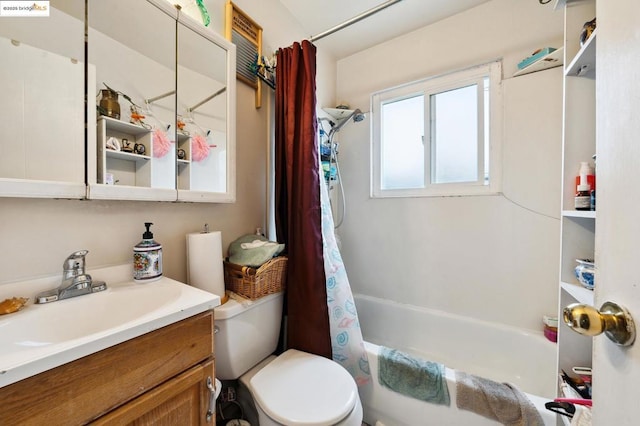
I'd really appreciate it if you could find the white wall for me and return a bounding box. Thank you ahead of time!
[0,0,333,285]
[334,0,564,331]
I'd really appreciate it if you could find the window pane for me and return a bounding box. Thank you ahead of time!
[381,95,424,190]
[431,84,478,184]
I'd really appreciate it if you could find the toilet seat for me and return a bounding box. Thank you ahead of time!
[249,349,358,426]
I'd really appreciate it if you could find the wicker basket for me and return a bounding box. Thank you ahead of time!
[223,256,287,300]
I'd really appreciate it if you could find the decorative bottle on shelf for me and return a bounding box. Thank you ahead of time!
[98,89,121,120]
[575,176,591,211]
[133,222,163,283]
[574,162,595,211]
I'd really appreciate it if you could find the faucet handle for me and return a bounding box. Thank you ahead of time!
[63,250,89,273]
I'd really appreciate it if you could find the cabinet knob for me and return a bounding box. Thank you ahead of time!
[563,301,636,346]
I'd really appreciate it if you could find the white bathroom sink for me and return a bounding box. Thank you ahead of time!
[0,264,220,388]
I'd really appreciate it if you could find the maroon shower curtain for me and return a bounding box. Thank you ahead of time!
[275,41,331,359]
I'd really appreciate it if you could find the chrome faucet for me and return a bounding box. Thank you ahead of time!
[36,250,107,304]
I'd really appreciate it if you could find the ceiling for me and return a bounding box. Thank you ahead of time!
[278,0,492,59]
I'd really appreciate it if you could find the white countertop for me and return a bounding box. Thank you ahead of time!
[0,264,220,388]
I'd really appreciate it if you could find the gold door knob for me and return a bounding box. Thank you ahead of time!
[563,301,636,346]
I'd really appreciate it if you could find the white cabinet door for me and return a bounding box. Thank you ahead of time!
[175,15,236,203]
[593,0,640,423]
[0,1,86,199]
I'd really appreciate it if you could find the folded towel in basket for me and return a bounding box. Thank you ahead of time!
[455,370,544,426]
[228,234,285,267]
[378,346,450,406]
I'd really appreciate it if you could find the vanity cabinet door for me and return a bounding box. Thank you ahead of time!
[176,15,236,203]
[92,359,215,426]
[0,0,86,199]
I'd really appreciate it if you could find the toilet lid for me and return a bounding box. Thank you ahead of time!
[250,349,358,426]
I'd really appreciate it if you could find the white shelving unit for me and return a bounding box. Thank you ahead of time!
[556,0,596,416]
[89,116,176,201]
[97,116,153,186]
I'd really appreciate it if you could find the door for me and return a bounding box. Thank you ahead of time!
[594,0,640,424]
[92,359,215,426]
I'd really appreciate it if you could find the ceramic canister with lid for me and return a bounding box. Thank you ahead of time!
[133,222,163,283]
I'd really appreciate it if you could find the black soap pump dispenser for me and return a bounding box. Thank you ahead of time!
[133,222,163,283]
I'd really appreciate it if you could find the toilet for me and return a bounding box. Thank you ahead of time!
[214,292,363,426]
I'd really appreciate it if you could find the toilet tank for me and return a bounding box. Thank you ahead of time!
[214,292,284,380]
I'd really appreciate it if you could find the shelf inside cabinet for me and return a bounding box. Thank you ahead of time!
[105,150,150,162]
[95,115,175,197]
[100,116,151,136]
[561,281,594,305]
[562,210,596,219]
[97,116,154,187]
[565,29,596,79]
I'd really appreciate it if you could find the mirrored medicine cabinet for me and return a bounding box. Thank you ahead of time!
[0,0,236,203]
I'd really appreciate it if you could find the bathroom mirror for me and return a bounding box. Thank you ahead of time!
[86,0,178,201]
[0,0,86,198]
[176,12,236,202]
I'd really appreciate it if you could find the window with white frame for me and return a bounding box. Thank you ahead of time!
[371,61,502,197]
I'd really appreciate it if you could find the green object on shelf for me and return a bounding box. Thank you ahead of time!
[517,47,557,70]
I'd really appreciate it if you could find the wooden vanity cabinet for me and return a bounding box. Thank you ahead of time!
[0,311,215,426]
[93,358,214,425]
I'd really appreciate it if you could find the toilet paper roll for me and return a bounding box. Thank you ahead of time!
[186,231,225,297]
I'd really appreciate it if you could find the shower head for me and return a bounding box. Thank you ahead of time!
[329,108,365,138]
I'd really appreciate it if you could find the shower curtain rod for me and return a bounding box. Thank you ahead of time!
[145,90,176,105]
[310,0,403,42]
[186,87,227,113]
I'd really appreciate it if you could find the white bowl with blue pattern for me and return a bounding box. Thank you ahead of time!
[575,259,595,290]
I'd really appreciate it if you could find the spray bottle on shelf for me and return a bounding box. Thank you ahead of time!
[575,161,595,194]
[133,222,163,283]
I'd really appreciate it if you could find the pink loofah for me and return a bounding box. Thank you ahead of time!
[191,134,210,162]
[153,129,173,158]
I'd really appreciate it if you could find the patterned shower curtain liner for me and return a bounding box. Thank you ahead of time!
[319,173,370,385]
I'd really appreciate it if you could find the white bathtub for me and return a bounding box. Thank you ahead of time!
[354,295,557,426]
